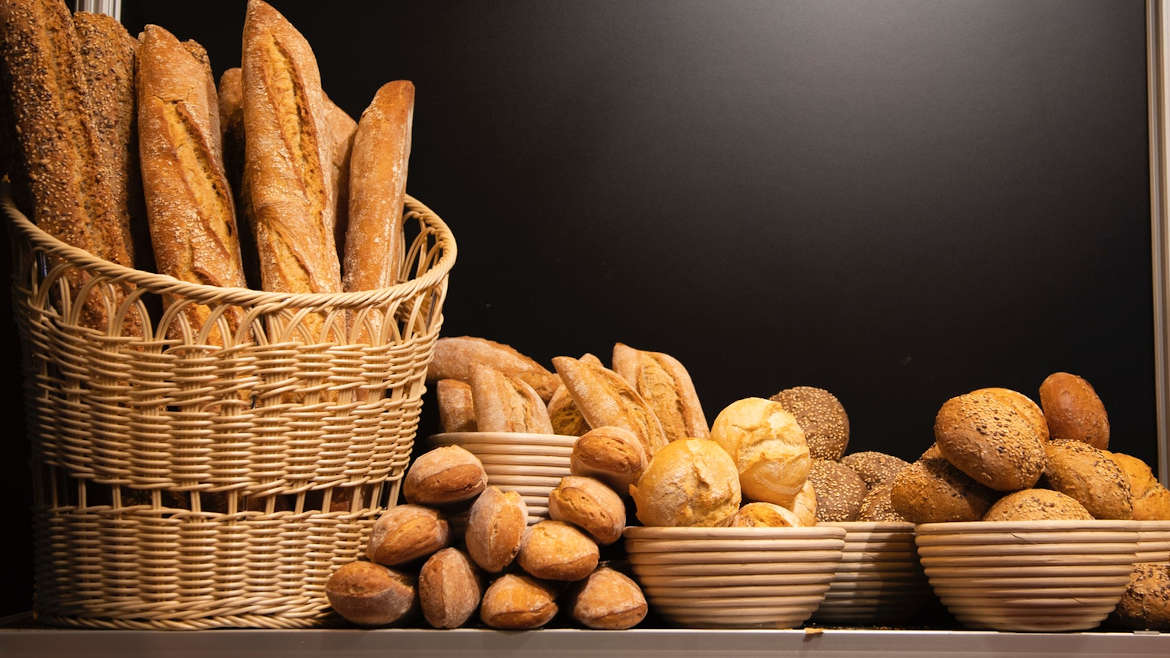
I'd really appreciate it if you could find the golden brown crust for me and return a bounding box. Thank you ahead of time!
[427,336,559,401]
[367,504,450,566]
[976,388,1049,442]
[402,445,487,505]
[325,98,355,263]
[934,389,1046,491]
[983,488,1093,521]
[470,364,554,433]
[731,502,804,527]
[548,475,626,544]
[890,452,996,523]
[570,426,648,493]
[326,561,415,627]
[571,568,647,630]
[418,548,481,629]
[465,486,528,573]
[1111,452,1170,520]
[516,520,599,581]
[1111,563,1170,631]
[770,386,850,461]
[708,397,810,507]
[216,66,260,288]
[343,80,411,291]
[808,459,867,522]
[547,353,601,436]
[436,379,477,433]
[1043,439,1132,519]
[553,356,668,457]
[612,343,709,441]
[630,438,741,527]
[1039,372,1110,449]
[480,574,557,629]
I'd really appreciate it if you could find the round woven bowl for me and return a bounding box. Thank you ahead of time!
[429,432,576,524]
[813,521,929,625]
[1135,520,1170,563]
[915,520,1141,631]
[624,525,847,628]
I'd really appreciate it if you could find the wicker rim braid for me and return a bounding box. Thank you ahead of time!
[6,191,456,629]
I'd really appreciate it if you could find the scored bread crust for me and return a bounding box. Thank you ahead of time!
[470,364,554,434]
[547,353,602,436]
[612,343,708,442]
[427,336,560,402]
[553,356,668,458]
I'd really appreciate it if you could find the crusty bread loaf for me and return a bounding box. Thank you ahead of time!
[570,426,648,494]
[731,502,804,527]
[570,567,647,630]
[367,504,449,566]
[857,483,906,522]
[427,337,560,401]
[138,25,247,343]
[326,561,415,627]
[709,397,811,507]
[480,574,557,629]
[215,66,262,289]
[437,379,477,433]
[553,356,669,457]
[1039,372,1110,449]
[343,80,412,292]
[1043,439,1132,520]
[516,519,599,581]
[770,386,849,461]
[934,389,1046,491]
[547,354,601,436]
[402,445,487,505]
[470,364,554,434]
[612,342,708,441]
[325,97,355,264]
[983,488,1093,521]
[808,458,867,522]
[890,450,996,523]
[630,438,741,527]
[548,475,626,544]
[418,547,481,629]
[465,486,528,573]
[841,451,910,489]
[1111,452,1170,520]
[242,0,341,302]
[1110,563,1170,631]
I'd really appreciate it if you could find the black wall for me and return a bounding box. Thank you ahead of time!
[0,0,1155,615]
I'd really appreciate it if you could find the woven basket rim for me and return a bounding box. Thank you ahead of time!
[2,190,457,309]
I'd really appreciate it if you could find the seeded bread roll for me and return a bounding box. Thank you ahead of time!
[418,548,481,629]
[808,459,867,522]
[571,567,648,630]
[983,488,1093,521]
[553,356,668,458]
[788,480,818,526]
[1043,439,1132,519]
[402,445,487,505]
[570,426,648,494]
[326,561,415,627]
[770,386,850,461]
[709,397,811,507]
[437,379,477,433]
[1111,452,1170,520]
[890,449,996,523]
[934,389,1046,491]
[367,504,449,566]
[841,452,910,489]
[465,486,528,573]
[731,502,804,527]
[977,387,1049,442]
[548,353,602,436]
[1110,563,1170,631]
[612,342,708,441]
[857,483,906,522]
[480,574,557,629]
[516,520,599,581]
[470,364,554,434]
[630,438,741,527]
[548,475,626,544]
[428,336,559,401]
[1039,372,1109,449]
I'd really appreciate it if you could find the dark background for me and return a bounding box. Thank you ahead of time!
[0,0,1156,615]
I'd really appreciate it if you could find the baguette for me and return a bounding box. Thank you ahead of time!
[470,364,554,434]
[437,379,477,433]
[326,97,356,265]
[428,336,560,401]
[137,25,246,343]
[612,343,708,441]
[242,0,341,303]
[552,356,668,458]
[216,66,261,289]
[547,353,601,436]
[343,80,413,292]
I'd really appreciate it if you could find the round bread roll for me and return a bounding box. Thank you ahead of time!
[403,445,488,505]
[465,486,529,573]
[770,386,850,461]
[983,488,1093,522]
[548,476,626,544]
[890,451,996,523]
[1043,439,1133,519]
[975,388,1049,442]
[571,567,648,630]
[1039,372,1109,449]
[731,502,804,527]
[570,426,648,494]
[857,483,906,522]
[326,561,416,627]
[934,389,1046,491]
[630,438,742,527]
[418,548,481,629]
[788,480,817,526]
[709,398,810,506]
[1110,452,1170,521]
[367,504,449,566]
[480,574,558,629]
[517,520,599,581]
[808,459,867,522]
[1111,563,1170,631]
[841,451,910,488]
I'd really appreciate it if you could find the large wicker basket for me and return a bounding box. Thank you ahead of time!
[4,192,456,629]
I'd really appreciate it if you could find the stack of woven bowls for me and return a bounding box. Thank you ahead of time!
[1135,520,1170,562]
[813,521,930,625]
[624,525,847,628]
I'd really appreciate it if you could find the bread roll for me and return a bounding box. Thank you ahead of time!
[465,486,528,572]
[934,389,1046,491]
[480,574,557,629]
[709,398,811,506]
[630,438,741,527]
[1111,452,1170,520]
[437,379,476,433]
[1043,439,1132,519]
[788,479,818,526]
[553,356,668,457]
[343,80,413,292]
[1039,372,1109,449]
[570,426,648,493]
[326,561,415,627]
[977,387,1049,442]
[857,483,906,522]
[1111,563,1170,631]
[731,502,804,527]
[983,488,1093,521]
[402,445,487,505]
[547,354,601,436]
[890,451,996,523]
[548,475,626,544]
[367,504,449,566]
[770,386,849,461]
[427,336,559,401]
[570,567,647,630]
[808,459,867,522]
[517,520,599,581]
[612,342,708,441]
[470,364,554,434]
[418,547,481,629]
[841,451,910,489]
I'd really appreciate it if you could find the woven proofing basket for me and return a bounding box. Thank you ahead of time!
[4,193,456,629]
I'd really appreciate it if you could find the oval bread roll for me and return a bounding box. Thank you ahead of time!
[571,567,648,630]
[890,450,995,523]
[770,386,849,461]
[419,548,481,629]
[326,561,415,627]
[857,483,906,522]
[934,389,1046,491]
[1111,451,1170,520]
[709,398,811,506]
[841,451,910,489]
[808,459,867,522]
[630,438,741,527]
[983,488,1093,521]
[977,388,1049,442]
[1110,563,1170,631]
[570,426,648,494]
[465,486,528,573]
[516,520,599,581]
[367,504,449,566]
[548,476,626,545]
[1039,372,1109,449]
[403,445,487,505]
[1043,440,1132,519]
[480,574,558,630]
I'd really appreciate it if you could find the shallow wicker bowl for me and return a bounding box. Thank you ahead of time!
[624,525,847,628]
[915,520,1141,632]
[813,521,930,625]
[428,432,576,524]
[1135,520,1170,563]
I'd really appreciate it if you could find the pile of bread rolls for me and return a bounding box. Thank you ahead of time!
[0,0,413,338]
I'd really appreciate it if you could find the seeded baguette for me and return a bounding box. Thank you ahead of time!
[612,343,708,442]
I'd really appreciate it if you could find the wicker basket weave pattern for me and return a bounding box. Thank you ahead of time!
[5,193,456,629]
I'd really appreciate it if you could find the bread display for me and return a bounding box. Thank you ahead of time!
[612,342,708,441]
[548,475,626,544]
[708,397,811,507]
[1039,372,1109,449]
[890,449,995,523]
[516,520,599,581]
[770,386,849,461]
[982,488,1093,521]
[367,504,449,566]
[418,548,481,629]
[1111,563,1170,631]
[788,479,818,526]
[934,389,1046,491]
[479,574,558,630]
[469,364,554,434]
[1111,451,1170,520]
[465,486,528,573]
[402,445,487,506]
[841,451,909,488]
[570,426,648,493]
[807,458,867,522]
[428,337,560,401]
[857,483,906,522]
[325,561,415,627]
[731,501,804,527]
[1042,439,1133,520]
[630,437,741,527]
[553,356,668,457]
[570,567,647,630]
